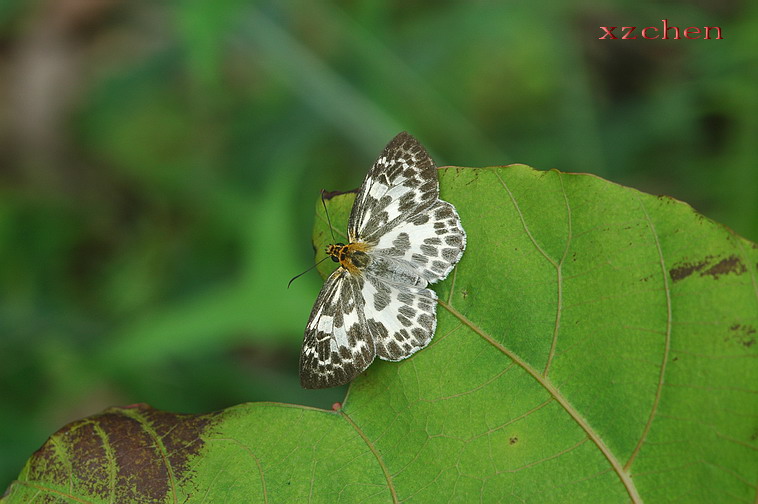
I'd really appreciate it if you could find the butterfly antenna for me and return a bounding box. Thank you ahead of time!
[290,191,339,289]
[288,255,330,289]
[321,190,337,244]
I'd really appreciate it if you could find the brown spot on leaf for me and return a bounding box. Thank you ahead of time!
[727,324,757,348]
[669,256,712,282]
[702,255,746,279]
[20,404,219,502]
[669,255,746,282]
[509,437,518,445]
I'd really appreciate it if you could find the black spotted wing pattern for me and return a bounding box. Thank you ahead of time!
[300,268,374,389]
[300,132,466,389]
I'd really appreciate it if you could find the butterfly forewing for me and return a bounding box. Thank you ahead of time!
[300,132,466,389]
[348,132,439,244]
[300,269,374,389]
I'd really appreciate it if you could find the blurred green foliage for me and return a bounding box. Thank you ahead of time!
[0,0,756,491]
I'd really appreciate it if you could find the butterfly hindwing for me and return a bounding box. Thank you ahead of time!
[362,268,438,361]
[371,200,466,283]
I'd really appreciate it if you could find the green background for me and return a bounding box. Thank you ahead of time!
[1,0,756,492]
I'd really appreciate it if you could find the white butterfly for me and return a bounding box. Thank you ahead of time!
[300,132,466,389]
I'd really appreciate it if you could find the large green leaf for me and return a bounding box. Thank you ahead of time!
[3,166,757,503]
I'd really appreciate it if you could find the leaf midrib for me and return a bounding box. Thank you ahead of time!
[463,167,648,501]
[438,299,642,503]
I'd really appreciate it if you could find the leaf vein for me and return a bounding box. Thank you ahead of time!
[85,420,117,504]
[438,299,642,503]
[624,196,673,472]
[645,459,758,496]
[48,431,75,498]
[495,437,589,475]
[468,398,553,442]
[126,410,178,504]
[7,480,95,504]
[339,410,399,504]
[492,168,558,267]
[544,171,573,376]
[425,363,516,403]
[209,438,268,503]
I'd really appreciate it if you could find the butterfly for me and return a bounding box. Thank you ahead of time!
[300,132,466,389]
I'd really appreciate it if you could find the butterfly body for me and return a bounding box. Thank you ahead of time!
[326,242,371,273]
[301,132,466,389]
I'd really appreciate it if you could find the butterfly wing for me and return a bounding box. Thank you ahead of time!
[348,132,438,244]
[371,200,466,284]
[348,132,466,284]
[301,132,466,387]
[300,268,375,389]
[361,257,439,361]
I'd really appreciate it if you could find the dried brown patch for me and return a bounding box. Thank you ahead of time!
[669,256,712,282]
[702,255,746,280]
[17,403,221,502]
[669,255,747,282]
[66,420,112,498]
[26,433,69,486]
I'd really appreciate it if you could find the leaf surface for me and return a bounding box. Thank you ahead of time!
[4,166,757,503]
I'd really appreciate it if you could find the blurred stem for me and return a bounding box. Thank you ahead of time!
[290,2,508,165]
[242,7,401,155]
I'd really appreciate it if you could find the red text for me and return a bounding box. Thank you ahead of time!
[599,19,723,40]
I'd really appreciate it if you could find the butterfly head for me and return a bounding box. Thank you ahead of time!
[326,243,346,263]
